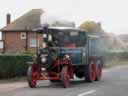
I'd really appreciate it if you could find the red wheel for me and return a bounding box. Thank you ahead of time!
[85,60,96,82]
[95,60,102,81]
[61,66,70,88]
[27,66,37,88]
[90,63,96,81]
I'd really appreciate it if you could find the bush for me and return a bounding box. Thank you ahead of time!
[104,50,128,67]
[0,54,32,79]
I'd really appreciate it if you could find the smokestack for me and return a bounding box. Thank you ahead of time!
[97,22,101,28]
[6,13,11,25]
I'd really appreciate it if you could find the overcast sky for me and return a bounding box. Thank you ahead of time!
[0,0,128,39]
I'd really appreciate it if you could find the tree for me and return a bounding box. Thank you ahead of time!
[79,21,104,33]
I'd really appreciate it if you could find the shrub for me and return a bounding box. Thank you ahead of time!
[0,54,32,79]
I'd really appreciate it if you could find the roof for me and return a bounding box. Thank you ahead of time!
[1,9,43,32]
[0,9,76,32]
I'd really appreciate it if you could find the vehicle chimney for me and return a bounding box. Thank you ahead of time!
[6,13,11,25]
[97,22,101,28]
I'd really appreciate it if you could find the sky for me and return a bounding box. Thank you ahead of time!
[0,0,128,40]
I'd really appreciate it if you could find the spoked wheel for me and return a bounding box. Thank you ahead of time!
[27,66,37,88]
[61,66,70,88]
[95,60,102,81]
[85,60,96,82]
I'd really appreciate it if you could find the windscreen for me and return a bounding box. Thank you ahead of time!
[48,29,86,47]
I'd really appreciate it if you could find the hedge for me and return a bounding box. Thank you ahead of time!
[0,51,127,79]
[104,51,128,64]
[0,55,32,79]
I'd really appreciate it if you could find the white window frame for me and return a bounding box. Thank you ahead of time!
[21,32,26,39]
[0,41,3,49]
[30,38,39,47]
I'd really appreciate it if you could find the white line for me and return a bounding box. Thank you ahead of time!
[77,90,96,96]
[103,70,110,73]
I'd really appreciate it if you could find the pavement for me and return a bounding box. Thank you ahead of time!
[0,65,128,96]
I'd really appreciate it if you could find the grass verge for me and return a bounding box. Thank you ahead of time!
[104,58,128,68]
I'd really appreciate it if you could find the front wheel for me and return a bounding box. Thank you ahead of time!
[61,66,70,88]
[27,66,37,88]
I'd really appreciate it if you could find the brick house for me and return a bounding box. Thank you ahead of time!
[0,9,44,53]
[0,9,75,53]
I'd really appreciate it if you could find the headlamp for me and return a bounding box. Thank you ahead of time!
[32,54,37,61]
[42,42,47,48]
[41,57,47,63]
[64,54,70,60]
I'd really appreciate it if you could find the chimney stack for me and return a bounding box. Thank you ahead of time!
[6,13,11,25]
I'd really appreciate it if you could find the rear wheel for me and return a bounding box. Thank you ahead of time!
[61,66,70,88]
[85,60,96,82]
[27,66,37,88]
[95,60,102,81]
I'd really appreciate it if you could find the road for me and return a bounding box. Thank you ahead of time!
[0,65,128,96]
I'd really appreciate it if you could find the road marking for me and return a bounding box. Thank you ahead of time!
[103,68,114,73]
[103,70,110,73]
[78,90,96,96]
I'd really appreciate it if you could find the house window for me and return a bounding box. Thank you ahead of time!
[0,40,3,49]
[30,38,39,47]
[21,32,26,39]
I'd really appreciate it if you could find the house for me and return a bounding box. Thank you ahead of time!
[118,34,128,48]
[104,33,126,49]
[0,9,75,53]
[0,9,43,53]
